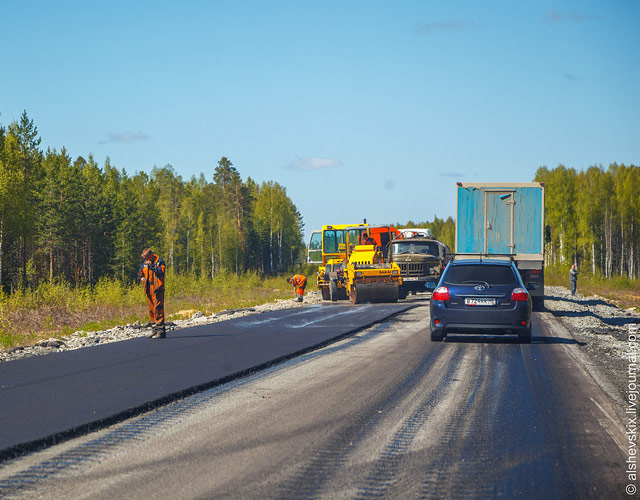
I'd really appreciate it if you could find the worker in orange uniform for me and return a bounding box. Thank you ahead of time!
[361,232,377,247]
[139,248,167,338]
[287,274,307,302]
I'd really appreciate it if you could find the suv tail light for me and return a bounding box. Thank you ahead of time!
[432,286,450,301]
[511,288,529,301]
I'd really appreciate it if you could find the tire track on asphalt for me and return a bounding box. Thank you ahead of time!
[417,344,489,499]
[352,348,468,500]
[276,341,464,499]
[416,341,562,499]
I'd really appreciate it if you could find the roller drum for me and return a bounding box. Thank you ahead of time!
[350,282,399,304]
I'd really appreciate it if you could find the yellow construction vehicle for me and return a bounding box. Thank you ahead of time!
[313,224,402,303]
[313,223,367,301]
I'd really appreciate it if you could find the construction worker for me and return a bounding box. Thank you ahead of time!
[139,248,167,338]
[361,233,377,247]
[287,274,307,302]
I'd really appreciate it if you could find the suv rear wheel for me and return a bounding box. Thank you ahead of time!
[430,329,444,341]
[518,327,532,343]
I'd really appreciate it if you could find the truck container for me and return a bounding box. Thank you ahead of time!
[455,182,547,309]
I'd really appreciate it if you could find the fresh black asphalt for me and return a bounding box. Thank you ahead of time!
[0,302,413,460]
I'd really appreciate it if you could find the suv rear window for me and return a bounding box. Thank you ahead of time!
[444,265,517,285]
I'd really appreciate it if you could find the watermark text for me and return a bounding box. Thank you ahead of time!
[626,322,638,495]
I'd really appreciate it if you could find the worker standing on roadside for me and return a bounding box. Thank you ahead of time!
[569,264,578,296]
[139,248,167,338]
[287,274,307,302]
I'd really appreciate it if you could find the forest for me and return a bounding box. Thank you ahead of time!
[403,166,640,281]
[535,164,640,279]
[1,111,637,293]
[0,111,305,291]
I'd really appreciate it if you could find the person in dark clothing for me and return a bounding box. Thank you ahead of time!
[139,248,167,338]
[569,264,578,296]
[362,234,377,247]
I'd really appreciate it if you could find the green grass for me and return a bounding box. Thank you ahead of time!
[545,263,640,310]
[0,271,296,350]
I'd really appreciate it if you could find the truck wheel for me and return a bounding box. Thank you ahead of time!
[329,280,338,302]
[532,297,544,311]
[399,289,408,300]
[321,287,330,301]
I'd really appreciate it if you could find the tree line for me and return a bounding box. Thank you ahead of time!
[399,164,639,281]
[0,111,305,291]
[535,164,640,278]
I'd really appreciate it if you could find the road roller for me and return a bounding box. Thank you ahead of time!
[342,227,402,304]
[318,225,401,304]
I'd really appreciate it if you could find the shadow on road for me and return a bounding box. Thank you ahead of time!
[545,295,610,308]
[531,335,586,345]
[443,334,585,345]
[543,295,639,328]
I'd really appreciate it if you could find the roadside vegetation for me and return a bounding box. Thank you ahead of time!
[0,111,310,351]
[0,272,295,350]
[535,164,640,279]
[545,263,640,310]
[0,111,305,295]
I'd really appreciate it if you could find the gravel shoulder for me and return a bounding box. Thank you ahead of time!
[0,291,323,363]
[543,285,639,410]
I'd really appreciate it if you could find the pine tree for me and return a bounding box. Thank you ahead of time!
[8,111,42,287]
[0,134,21,289]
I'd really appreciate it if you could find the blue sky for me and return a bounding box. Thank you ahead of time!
[2,1,638,240]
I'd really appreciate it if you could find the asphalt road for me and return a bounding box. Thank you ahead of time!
[0,302,413,459]
[0,299,630,499]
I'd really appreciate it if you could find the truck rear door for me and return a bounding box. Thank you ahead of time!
[485,190,515,254]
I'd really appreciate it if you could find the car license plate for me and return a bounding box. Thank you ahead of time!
[465,298,496,306]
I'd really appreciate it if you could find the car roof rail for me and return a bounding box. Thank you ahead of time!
[449,253,515,263]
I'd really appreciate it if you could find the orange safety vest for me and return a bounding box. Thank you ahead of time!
[139,254,166,295]
[290,274,307,294]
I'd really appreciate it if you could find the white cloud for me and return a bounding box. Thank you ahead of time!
[289,157,343,171]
